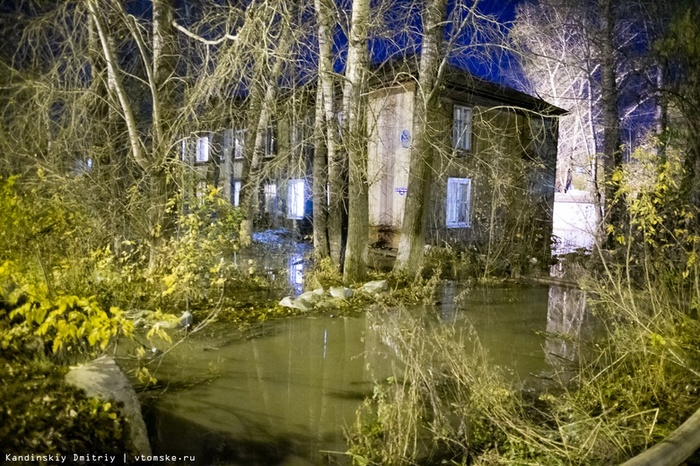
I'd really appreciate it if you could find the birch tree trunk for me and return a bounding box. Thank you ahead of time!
[152,0,177,158]
[238,6,291,246]
[315,0,345,268]
[312,84,330,259]
[87,0,147,172]
[394,0,448,274]
[342,0,371,282]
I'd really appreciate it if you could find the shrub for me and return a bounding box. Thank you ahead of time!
[0,356,135,455]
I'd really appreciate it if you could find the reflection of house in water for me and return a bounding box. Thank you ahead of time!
[545,285,589,377]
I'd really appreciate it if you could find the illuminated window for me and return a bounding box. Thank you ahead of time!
[234,130,245,159]
[446,177,471,228]
[287,179,305,220]
[196,136,209,162]
[232,180,241,207]
[452,105,472,151]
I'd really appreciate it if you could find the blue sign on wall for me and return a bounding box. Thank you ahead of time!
[400,129,411,148]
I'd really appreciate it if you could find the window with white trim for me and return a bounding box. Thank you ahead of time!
[287,179,306,220]
[196,135,210,162]
[234,130,245,159]
[446,177,471,228]
[452,105,472,151]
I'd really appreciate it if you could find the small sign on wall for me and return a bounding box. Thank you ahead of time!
[400,129,411,148]
[395,187,408,196]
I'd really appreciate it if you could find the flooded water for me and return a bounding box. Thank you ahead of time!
[144,284,590,465]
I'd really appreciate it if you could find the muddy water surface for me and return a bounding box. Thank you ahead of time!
[144,284,588,465]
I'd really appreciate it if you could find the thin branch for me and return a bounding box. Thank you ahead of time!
[171,20,237,46]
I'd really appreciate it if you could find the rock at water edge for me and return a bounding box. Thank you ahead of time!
[65,356,151,456]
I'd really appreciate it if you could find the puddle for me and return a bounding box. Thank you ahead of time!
[144,284,591,464]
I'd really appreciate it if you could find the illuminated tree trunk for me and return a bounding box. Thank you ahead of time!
[312,84,330,260]
[394,0,447,274]
[342,0,370,282]
[238,8,291,246]
[315,0,345,268]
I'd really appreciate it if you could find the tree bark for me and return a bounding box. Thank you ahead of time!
[342,0,371,283]
[312,84,330,260]
[238,6,291,246]
[315,0,345,268]
[87,0,147,172]
[599,0,623,240]
[394,0,448,274]
[152,0,177,157]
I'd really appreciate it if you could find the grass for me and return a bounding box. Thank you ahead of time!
[346,265,700,465]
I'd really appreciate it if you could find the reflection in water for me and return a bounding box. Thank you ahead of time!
[439,285,458,323]
[288,254,304,296]
[544,285,589,378]
[146,317,389,465]
[146,285,592,464]
[443,285,551,379]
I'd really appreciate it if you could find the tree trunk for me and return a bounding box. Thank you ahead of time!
[599,0,623,241]
[394,0,447,274]
[87,0,147,172]
[238,13,290,246]
[315,0,345,268]
[342,0,371,283]
[312,84,330,260]
[152,0,177,155]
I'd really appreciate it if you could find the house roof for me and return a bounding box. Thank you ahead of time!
[370,57,568,117]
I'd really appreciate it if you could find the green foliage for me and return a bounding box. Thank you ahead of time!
[604,143,700,291]
[156,187,243,304]
[0,261,133,358]
[0,356,135,455]
[0,174,95,267]
[305,257,344,290]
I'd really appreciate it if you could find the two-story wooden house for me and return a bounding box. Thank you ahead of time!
[184,62,564,261]
[366,63,565,261]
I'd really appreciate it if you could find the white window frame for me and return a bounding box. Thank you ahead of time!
[196,135,210,163]
[234,129,245,159]
[446,177,471,228]
[452,105,473,152]
[287,179,306,220]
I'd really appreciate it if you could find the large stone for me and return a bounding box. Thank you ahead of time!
[329,286,353,300]
[65,356,151,456]
[297,289,323,305]
[279,296,311,311]
[360,280,388,294]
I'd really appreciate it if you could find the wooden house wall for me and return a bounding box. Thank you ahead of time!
[367,82,414,243]
[365,81,557,257]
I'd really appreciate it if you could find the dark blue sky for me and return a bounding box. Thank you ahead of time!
[114,0,526,89]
